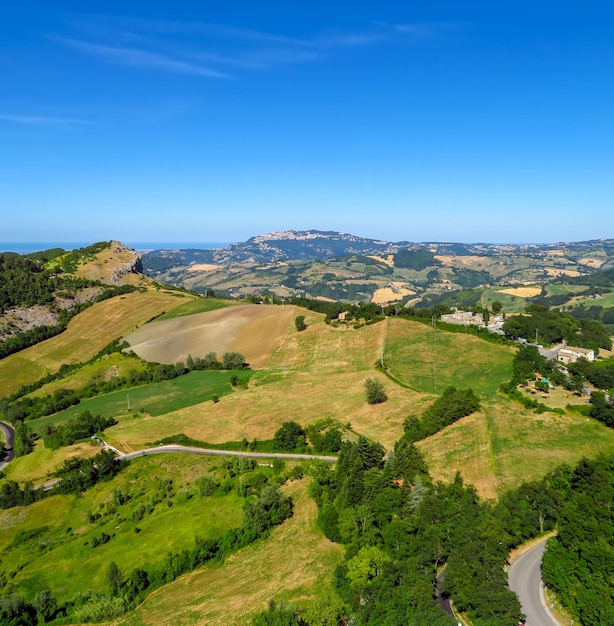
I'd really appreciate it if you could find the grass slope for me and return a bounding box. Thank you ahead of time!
[384,318,515,396]
[154,297,239,321]
[116,478,344,626]
[105,318,429,451]
[28,370,250,437]
[0,455,243,604]
[0,291,191,398]
[418,396,614,499]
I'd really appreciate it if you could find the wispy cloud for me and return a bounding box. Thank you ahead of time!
[57,37,231,78]
[0,113,91,126]
[56,16,447,79]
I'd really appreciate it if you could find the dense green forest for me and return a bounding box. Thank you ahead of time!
[541,454,614,625]
[0,253,93,313]
[502,303,612,350]
[252,436,614,626]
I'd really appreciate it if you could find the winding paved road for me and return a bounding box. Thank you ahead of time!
[38,442,338,491]
[0,421,15,471]
[120,444,337,463]
[508,537,560,626]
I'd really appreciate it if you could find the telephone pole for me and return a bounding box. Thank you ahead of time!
[432,315,438,391]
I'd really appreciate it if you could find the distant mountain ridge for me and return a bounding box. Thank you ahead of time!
[142,229,614,266]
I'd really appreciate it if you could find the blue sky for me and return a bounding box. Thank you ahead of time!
[2,1,614,245]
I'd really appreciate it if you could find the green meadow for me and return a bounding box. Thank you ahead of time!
[28,370,254,436]
[0,454,245,604]
[384,318,515,397]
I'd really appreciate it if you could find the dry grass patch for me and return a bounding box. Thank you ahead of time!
[105,369,415,451]
[578,256,605,268]
[116,479,344,626]
[372,286,415,304]
[367,255,395,267]
[107,319,421,451]
[420,396,614,498]
[418,409,498,500]
[187,263,219,272]
[543,268,581,277]
[4,439,100,486]
[124,304,300,369]
[0,291,189,397]
[497,286,541,298]
[28,354,146,399]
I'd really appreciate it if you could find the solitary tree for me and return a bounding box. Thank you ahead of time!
[365,378,387,404]
[295,315,307,332]
[107,561,123,596]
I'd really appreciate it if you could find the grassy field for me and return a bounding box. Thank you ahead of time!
[3,439,101,485]
[28,353,147,399]
[116,478,344,626]
[0,455,245,604]
[384,318,515,397]
[28,370,252,437]
[480,287,532,314]
[154,297,239,321]
[105,318,429,451]
[0,291,191,398]
[418,395,614,500]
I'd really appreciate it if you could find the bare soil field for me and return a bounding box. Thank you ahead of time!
[123,304,301,369]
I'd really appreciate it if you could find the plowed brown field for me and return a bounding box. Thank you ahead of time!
[123,304,301,368]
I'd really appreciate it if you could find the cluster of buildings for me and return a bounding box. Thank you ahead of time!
[440,309,505,333]
[439,309,596,364]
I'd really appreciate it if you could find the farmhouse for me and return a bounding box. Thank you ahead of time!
[556,346,595,364]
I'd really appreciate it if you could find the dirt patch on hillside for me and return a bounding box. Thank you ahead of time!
[372,284,415,304]
[188,263,219,272]
[497,286,541,297]
[543,268,581,277]
[579,257,605,268]
[123,304,298,368]
[367,255,395,267]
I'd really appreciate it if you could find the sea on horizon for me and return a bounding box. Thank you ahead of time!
[0,242,231,254]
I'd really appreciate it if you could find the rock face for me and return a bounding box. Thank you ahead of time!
[0,241,145,343]
[76,242,142,285]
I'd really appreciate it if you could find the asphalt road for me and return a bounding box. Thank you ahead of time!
[37,443,338,491]
[121,444,338,463]
[0,421,15,471]
[508,537,560,626]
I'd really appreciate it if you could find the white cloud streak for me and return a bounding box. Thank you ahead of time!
[0,113,91,126]
[57,38,232,78]
[56,17,448,79]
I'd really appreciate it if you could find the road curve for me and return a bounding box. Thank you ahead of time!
[508,537,560,626]
[122,444,338,463]
[38,443,337,491]
[0,421,15,471]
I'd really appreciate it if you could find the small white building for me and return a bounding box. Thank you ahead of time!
[556,346,595,364]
